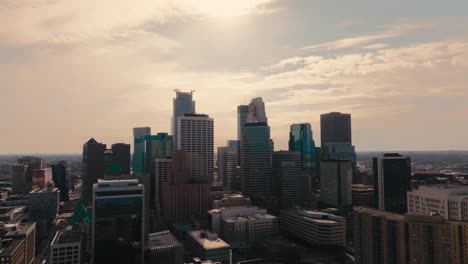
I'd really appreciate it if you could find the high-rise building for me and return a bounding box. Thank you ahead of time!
[321,143,357,163]
[407,184,468,221]
[29,188,60,221]
[289,123,317,176]
[51,161,70,202]
[186,230,231,264]
[11,157,42,194]
[227,140,241,166]
[241,122,272,197]
[49,227,81,264]
[145,231,184,264]
[92,179,145,264]
[217,147,237,189]
[111,143,131,175]
[145,133,173,173]
[162,151,211,222]
[237,105,249,141]
[272,151,303,209]
[133,127,151,175]
[353,207,407,264]
[82,138,106,203]
[154,158,171,216]
[172,90,196,150]
[320,112,352,146]
[31,168,53,190]
[319,160,353,208]
[280,208,346,246]
[351,184,374,208]
[177,113,214,183]
[373,153,412,214]
[247,97,268,124]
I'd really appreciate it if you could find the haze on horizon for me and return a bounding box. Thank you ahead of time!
[1,0,468,154]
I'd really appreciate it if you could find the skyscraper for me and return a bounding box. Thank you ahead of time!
[82,138,106,203]
[145,133,173,174]
[177,113,214,183]
[373,153,412,214]
[272,151,303,209]
[172,90,196,150]
[217,146,237,189]
[289,123,317,193]
[247,97,268,124]
[12,156,42,194]
[111,143,131,175]
[237,105,249,141]
[241,122,273,197]
[319,160,353,208]
[320,112,352,146]
[92,179,145,264]
[32,168,53,190]
[51,161,70,202]
[133,127,151,175]
[154,158,171,216]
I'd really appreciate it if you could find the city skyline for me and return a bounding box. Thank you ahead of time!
[2,0,468,153]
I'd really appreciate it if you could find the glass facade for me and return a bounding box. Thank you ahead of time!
[288,123,317,176]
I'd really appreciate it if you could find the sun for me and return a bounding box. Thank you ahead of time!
[186,0,269,18]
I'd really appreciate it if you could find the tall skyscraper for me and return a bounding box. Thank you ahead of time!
[177,113,214,183]
[82,138,106,203]
[237,105,249,141]
[247,97,268,124]
[172,90,196,150]
[133,127,151,175]
[51,161,70,202]
[154,159,171,216]
[217,146,237,189]
[241,122,273,197]
[111,143,131,175]
[227,140,241,166]
[92,179,145,264]
[145,133,173,174]
[319,160,353,208]
[289,123,317,193]
[373,153,412,214]
[272,151,303,209]
[320,112,352,146]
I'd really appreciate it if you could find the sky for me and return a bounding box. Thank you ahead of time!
[1,0,468,154]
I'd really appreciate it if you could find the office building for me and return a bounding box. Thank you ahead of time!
[172,90,196,150]
[320,112,352,146]
[217,147,237,189]
[321,143,357,163]
[320,160,353,208]
[354,207,407,264]
[289,123,317,177]
[351,184,374,208]
[373,153,412,213]
[154,158,171,216]
[29,188,59,221]
[11,157,42,195]
[49,227,81,264]
[241,122,272,197]
[272,151,303,209]
[177,113,214,183]
[213,194,251,209]
[51,161,70,202]
[111,143,131,175]
[82,138,106,203]
[145,133,173,173]
[31,168,53,190]
[407,184,468,221]
[0,238,25,264]
[247,97,268,124]
[280,208,346,246]
[92,179,145,264]
[133,127,151,175]
[186,230,231,264]
[145,231,184,264]
[3,223,36,264]
[209,206,278,249]
[237,105,249,141]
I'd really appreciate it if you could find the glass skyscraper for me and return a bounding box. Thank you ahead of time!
[289,123,317,177]
[133,127,151,175]
[237,105,249,141]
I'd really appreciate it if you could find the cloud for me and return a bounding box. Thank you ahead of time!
[363,43,388,50]
[301,20,431,51]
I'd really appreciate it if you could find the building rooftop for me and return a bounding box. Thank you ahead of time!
[353,206,405,220]
[411,184,468,196]
[188,230,230,250]
[147,230,182,251]
[223,213,277,223]
[95,179,141,188]
[282,208,344,224]
[0,238,24,256]
[30,188,59,194]
[5,223,36,237]
[51,227,81,245]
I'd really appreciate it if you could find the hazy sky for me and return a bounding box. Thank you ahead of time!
[1,0,468,154]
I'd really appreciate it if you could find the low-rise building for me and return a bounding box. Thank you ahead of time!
[49,227,81,264]
[3,223,36,264]
[145,231,183,264]
[280,208,345,246]
[0,238,25,264]
[186,230,231,264]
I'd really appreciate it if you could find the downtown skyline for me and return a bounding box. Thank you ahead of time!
[1,0,468,153]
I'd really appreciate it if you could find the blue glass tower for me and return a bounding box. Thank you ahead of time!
[288,123,317,177]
